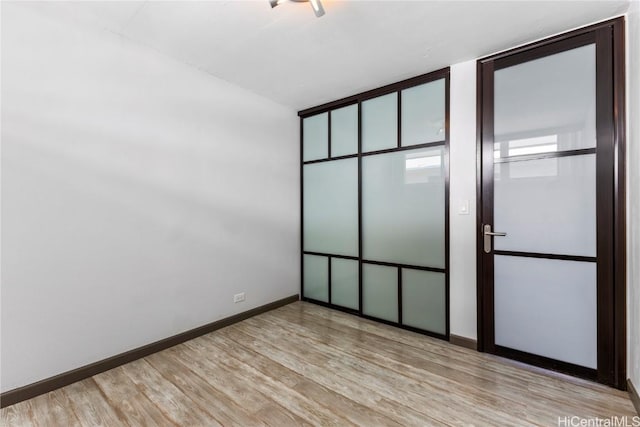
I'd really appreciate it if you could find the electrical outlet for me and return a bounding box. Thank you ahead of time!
[233,292,245,303]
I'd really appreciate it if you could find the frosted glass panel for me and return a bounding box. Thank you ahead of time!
[303,255,328,302]
[362,93,397,152]
[402,269,446,334]
[362,147,445,268]
[303,113,328,161]
[401,79,446,146]
[363,264,398,322]
[494,256,597,369]
[494,44,596,152]
[303,158,358,256]
[494,154,595,256]
[331,104,358,157]
[331,259,359,310]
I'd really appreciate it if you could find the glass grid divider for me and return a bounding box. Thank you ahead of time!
[300,69,450,340]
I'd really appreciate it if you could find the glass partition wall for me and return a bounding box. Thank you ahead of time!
[300,68,450,339]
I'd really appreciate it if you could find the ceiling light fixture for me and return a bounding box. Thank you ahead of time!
[269,0,325,18]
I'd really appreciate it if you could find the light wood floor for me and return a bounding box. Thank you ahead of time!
[2,301,636,426]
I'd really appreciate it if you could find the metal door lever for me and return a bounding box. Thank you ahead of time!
[483,224,507,253]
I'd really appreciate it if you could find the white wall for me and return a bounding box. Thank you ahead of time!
[626,1,640,390]
[449,61,478,340]
[0,3,299,392]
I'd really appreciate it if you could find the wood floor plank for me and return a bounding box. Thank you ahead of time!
[255,312,539,415]
[287,303,626,394]
[0,399,37,427]
[163,343,310,427]
[232,316,532,426]
[3,301,636,426]
[301,304,634,401]
[92,366,177,427]
[28,389,82,427]
[217,326,451,426]
[277,303,637,418]
[121,359,222,426]
[201,331,405,427]
[182,337,355,426]
[144,350,265,426]
[282,303,635,406]
[63,379,128,426]
[261,307,603,423]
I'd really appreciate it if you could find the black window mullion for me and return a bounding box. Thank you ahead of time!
[328,256,332,305]
[357,101,363,315]
[327,110,332,159]
[397,267,403,325]
[397,90,402,148]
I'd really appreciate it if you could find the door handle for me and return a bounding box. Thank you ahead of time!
[483,224,507,253]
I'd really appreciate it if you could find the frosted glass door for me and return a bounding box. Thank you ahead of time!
[331,104,358,157]
[331,258,358,310]
[303,255,328,302]
[303,158,358,256]
[303,113,328,161]
[402,269,446,334]
[362,93,397,152]
[401,79,445,146]
[362,147,445,268]
[494,154,596,256]
[301,69,450,340]
[494,44,596,150]
[363,264,398,322]
[489,43,599,370]
[494,256,597,368]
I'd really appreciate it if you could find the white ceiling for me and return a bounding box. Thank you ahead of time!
[17,0,630,110]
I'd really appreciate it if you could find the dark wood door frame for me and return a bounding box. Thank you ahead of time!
[475,17,626,390]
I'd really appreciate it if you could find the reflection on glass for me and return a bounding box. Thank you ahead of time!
[363,147,445,268]
[494,134,559,159]
[303,159,359,256]
[505,158,558,179]
[362,93,398,152]
[405,150,443,184]
[331,258,359,310]
[331,104,358,157]
[494,44,596,151]
[495,255,597,368]
[303,113,328,161]
[363,264,398,322]
[494,154,595,256]
[303,254,328,302]
[401,79,446,146]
